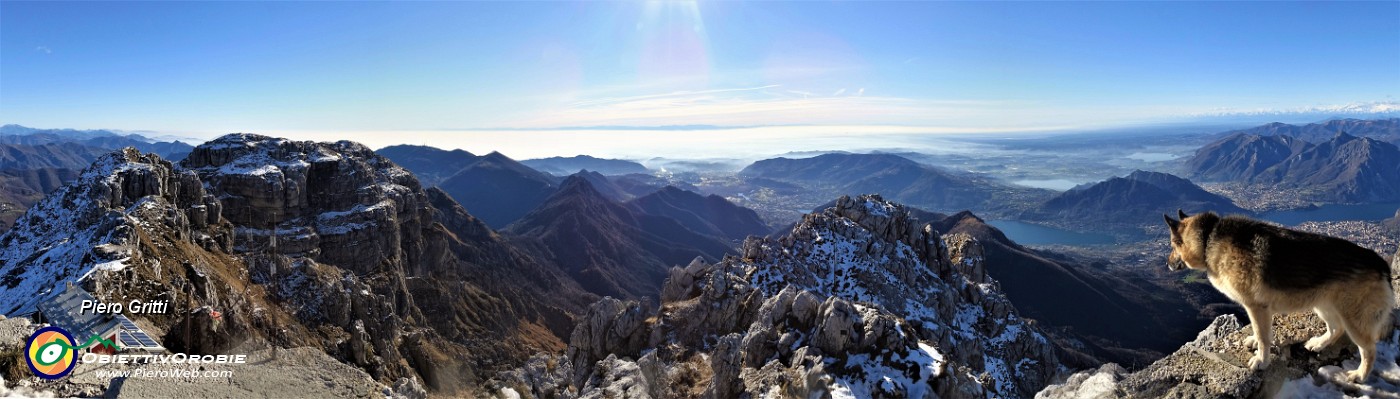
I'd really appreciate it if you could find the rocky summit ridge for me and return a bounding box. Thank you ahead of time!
[492,194,1063,398]
[0,148,231,316]
[0,134,592,396]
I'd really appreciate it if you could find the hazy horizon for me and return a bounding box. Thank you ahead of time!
[3,1,1398,159]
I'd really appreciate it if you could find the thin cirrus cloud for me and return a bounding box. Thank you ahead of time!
[515,85,1027,130]
[34,46,51,54]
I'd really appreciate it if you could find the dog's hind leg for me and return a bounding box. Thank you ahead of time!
[1343,321,1378,383]
[1305,306,1345,352]
[1244,304,1273,370]
[1342,300,1390,383]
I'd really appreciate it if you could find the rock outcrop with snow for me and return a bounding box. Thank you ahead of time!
[1037,312,1400,399]
[0,148,230,315]
[180,134,591,387]
[1,135,594,395]
[493,194,1064,398]
[1037,247,1400,399]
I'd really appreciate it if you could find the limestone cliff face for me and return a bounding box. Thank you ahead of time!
[182,133,440,277]
[1,136,592,394]
[176,135,459,382]
[180,134,592,388]
[494,194,1064,398]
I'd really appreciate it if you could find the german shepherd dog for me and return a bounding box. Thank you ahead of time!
[1164,210,1394,382]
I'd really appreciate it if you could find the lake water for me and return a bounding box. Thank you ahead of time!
[986,220,1117,246]
[1125,152,1179,162]
[1011,178,1082,191]
[1259,203,1400,225]
[988,203,1400,247]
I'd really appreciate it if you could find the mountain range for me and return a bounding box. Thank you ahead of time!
[1214,118,1400,145]
[1023,170,1247,230]
[521,155,649,176]
[435,151,560,228]
[502,176,736,299]
[373,144,479,186]
[0,124,194,160]
[624,186,770,242]
[1,126,1395,397]
[1187,132,1400,203]
[0,127,199,234]
[739,152,1037,214]
[0,142,108,170]
[0,143,104,231]
[375,146,560,228]
[377,146,683,228]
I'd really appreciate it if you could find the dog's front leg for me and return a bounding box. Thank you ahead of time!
[1244,304,1272,370]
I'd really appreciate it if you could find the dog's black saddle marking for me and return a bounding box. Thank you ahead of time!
[1211,215,1390,291]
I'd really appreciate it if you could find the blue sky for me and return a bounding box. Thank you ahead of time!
[2,1,1398,157]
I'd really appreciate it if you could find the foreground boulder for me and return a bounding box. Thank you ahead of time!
[1038,247,1400,398]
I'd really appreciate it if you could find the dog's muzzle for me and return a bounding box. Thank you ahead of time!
[1167,260,1186,271]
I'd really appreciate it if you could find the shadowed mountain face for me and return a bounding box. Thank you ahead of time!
[0,143,109,233]
[0,142,108,170]
[521,155,649,176]
[741,153,929,183]
[1025,171,1247,229]
[610,173,703,198]
[1251,133,1400,201]
[625,186,770,242]
[437,151,559,229]
[1188,132,1400,202]
[376,147,563,228]
[1217,118,1400,144]
[504,176,733,299]
[0,168,81,233]
[571,170,635,202]
[1186,133,1311,182]
[0,137,194,232]
[925,211,1209,366]
[375,144,478,185]
[739,153,1013,213]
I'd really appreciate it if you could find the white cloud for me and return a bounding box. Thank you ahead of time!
[35,46,51,54]
[1188,101,1400,117]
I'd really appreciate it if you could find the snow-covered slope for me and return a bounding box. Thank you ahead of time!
[494,194,1063,398]
[0,148,226,315]
[730,195,1060,397]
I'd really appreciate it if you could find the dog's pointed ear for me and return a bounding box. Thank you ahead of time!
[1164,214,1180,231]
[1178,209,1188,220]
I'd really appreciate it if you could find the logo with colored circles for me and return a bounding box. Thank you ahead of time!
[26,326,78,380]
